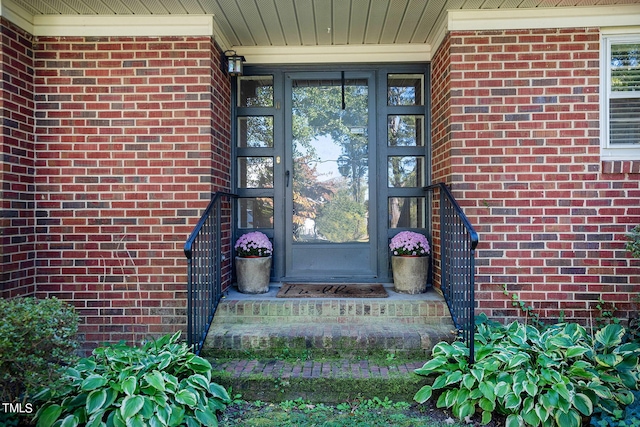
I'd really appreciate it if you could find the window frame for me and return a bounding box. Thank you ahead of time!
[601,32,640,160]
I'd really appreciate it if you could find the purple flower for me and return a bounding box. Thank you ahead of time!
[235,231,273,257]
[389,231,430,257]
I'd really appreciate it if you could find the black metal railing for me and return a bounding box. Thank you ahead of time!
[184,192,236,355]
[425,183,479,365]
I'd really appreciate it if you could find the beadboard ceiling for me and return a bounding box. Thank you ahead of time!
[8,0,639,49]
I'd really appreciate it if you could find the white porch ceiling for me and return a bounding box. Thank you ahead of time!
[8,0,640,49]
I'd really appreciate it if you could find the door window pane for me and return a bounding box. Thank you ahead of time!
[238,198,274,228]
[238,116,273,147]
[237,157,273,188]
[388,115,424,146]
[292,78,369,243]
[388,74,424,106]
[388,156,424,188]
[239,76,273,107]
[389,197,425,228]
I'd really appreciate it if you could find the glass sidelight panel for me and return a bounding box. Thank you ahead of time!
[292,78,370,243]
[389,197,425,228]
[388,156,424,188]
[388,115,424,146]
[239,76,274,107]
[387,74,424,106]
[238,116,273,147]
[238,198,274,228]
[237,157,273,188]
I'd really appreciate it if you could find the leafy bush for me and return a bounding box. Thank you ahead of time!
[34,331,231,427]
[0,297,79,404]
[627,225,640,259]
[414,315,640,427]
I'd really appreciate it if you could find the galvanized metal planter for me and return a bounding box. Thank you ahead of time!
[235,256,272,294]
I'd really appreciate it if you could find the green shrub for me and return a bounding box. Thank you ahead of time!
[414,315,640,427]
[627,225,640,259]
[0,297,79,404]
[34,331,231,427]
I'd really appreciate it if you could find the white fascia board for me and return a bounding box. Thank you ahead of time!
[235,44,432,65]
[447,5,640,32]
[0,0,35,34]
[429,11,450,55]
[31,15,215,37]
[213,20,232,52]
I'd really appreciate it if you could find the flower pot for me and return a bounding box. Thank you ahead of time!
[235,256,271,294]
[391,255,428,294]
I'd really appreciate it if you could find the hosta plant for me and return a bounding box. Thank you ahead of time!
[414,315,640,427]
[34,331,230,427]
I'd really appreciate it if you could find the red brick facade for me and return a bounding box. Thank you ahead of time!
[31,34,231,350]
[432,29,640,323]
[2,18,639,351]
[0,18,36,299]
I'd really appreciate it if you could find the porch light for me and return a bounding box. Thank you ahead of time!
[224,50,245,76]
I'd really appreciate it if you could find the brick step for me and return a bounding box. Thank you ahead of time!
[202,284,456,377]
[202,321,455,359]
[213,286,451,325]
[208,357,431,403]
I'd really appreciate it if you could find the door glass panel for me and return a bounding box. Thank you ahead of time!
[387,74,424,106]
[238,116,273,147]
[292,78,369,243]
[237,157,273,188]
[388,115,424,146]
[238,198,274,228]
[389,197,425,228]
[239,76,273,107]
[388,156,424,188]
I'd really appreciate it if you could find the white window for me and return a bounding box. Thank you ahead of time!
[601,34,640,160]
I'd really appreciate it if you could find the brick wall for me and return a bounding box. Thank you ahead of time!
[0,18,36,298]
[33,35,231,351]
[432,28,640,324]
[429,35,452,292]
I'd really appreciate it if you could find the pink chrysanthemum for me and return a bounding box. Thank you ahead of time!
[389,231,430,257]
[235,231,273,257]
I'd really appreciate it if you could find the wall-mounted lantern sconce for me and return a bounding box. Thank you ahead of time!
[223,50,245,76]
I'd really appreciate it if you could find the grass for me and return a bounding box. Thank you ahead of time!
[219,397,465,427]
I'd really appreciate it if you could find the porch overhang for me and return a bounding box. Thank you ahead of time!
[1,0,638,65]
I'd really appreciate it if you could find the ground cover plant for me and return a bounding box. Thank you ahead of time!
[414,315,640,427]
[34,331,230,427]
[219,397,467,427]
[0,297,79,426]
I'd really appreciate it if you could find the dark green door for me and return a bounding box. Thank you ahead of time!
[284,72,377,280]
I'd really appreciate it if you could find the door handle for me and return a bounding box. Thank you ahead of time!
[285,170,290,187]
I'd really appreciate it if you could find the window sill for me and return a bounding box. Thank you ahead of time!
[601,160,640,174]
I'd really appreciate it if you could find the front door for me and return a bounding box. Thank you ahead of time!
[234,65,429,283]
[284,72,376,279]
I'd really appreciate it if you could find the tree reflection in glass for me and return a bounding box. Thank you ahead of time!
[291,79,369,243]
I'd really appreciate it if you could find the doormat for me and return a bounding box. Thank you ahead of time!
[277,283,388,298]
